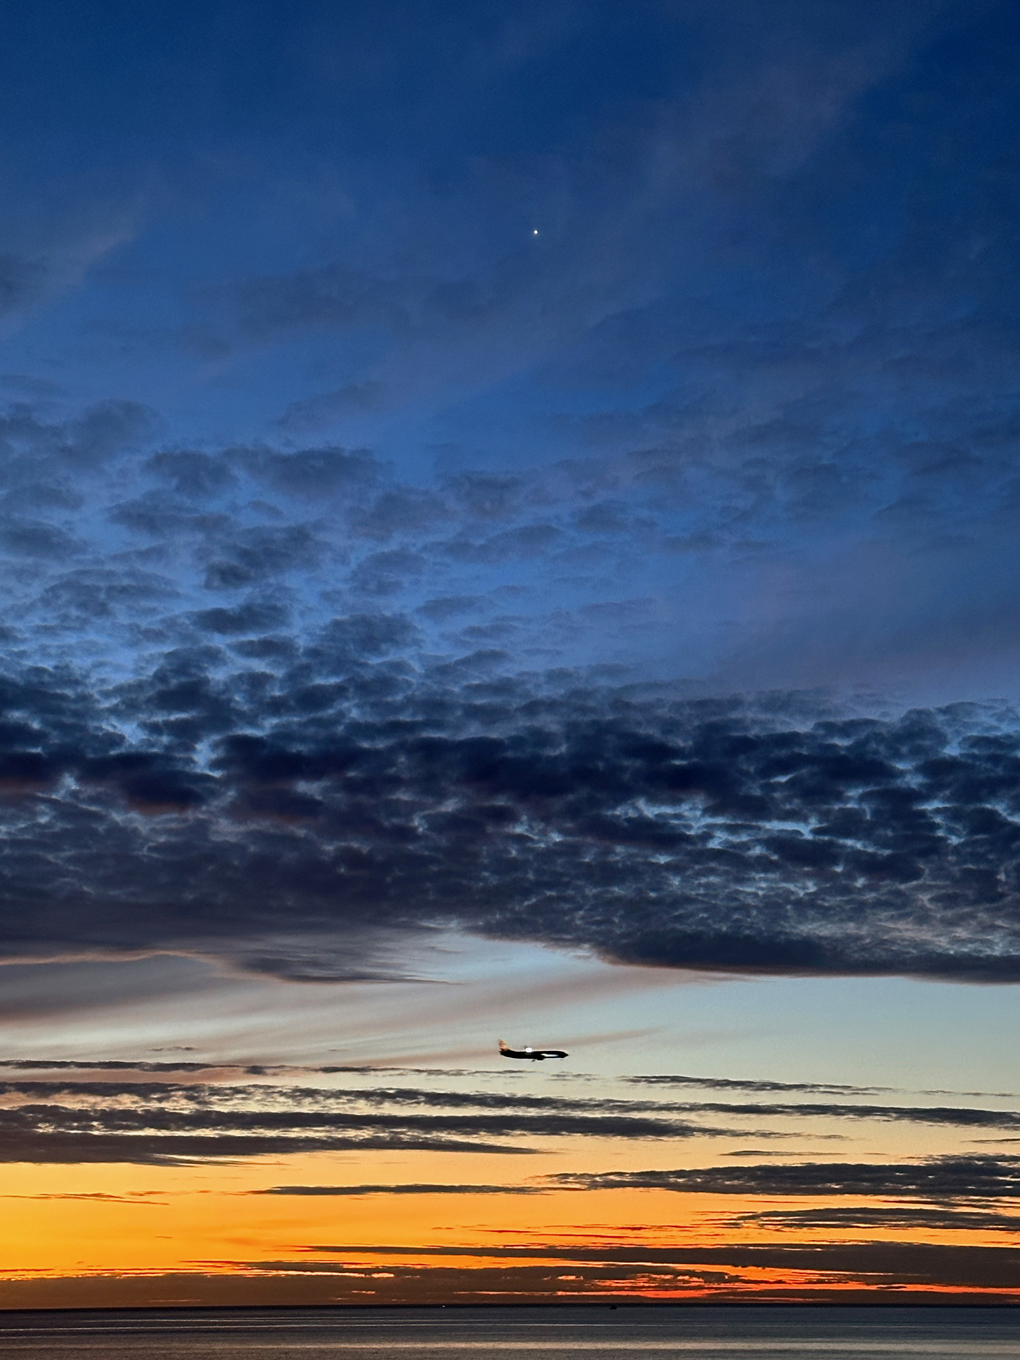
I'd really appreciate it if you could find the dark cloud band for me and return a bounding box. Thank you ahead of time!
[552,1156,1020,1199]
[0,662,1019,982]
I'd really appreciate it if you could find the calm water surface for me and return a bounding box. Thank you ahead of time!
[0,1306,1017,1360]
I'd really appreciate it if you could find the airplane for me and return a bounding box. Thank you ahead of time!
[499,1039,568,1061]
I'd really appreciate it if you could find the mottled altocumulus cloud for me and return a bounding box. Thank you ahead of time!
[0,642,1019,980]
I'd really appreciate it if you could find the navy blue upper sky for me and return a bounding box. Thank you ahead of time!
[0,0,1019,983]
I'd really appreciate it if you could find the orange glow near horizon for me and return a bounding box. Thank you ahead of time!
[1,1150,1019,1308]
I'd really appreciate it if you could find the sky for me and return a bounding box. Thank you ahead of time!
[0,0,1018,1307]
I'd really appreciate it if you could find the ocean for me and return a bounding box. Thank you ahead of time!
[0,1306,1016,1359]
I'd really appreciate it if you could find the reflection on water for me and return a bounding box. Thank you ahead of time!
[0,1306,1017,1359]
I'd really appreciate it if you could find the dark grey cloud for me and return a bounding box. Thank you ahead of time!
[107,493,227,537]
[724,1205,1020,1234]
[275,383,385,433]
[254,1183,540,1196]
[441,523,562,563]
[6,1072,1017,1169]
[625,1074,896,1095]
[0,1119,511,1165]
[350,550,427,596]
[191,600,290,636]
[0,1059,263,1073]
[36,568,176,623]
[553,1156,1020,1199]
[63,401,154,469]
[0,1058,527,1078]
[267,1177,1020,1207]
[652,1101,1020,1132]
[0,519,79,557]
[416,595,483,621]
[353,488,452,540]
[318,1239,1020,1284]
[202,525,325,589]
[0,1078,788,1137]
[272,1242,1020,1292]
[227,445,380,498]
[166,1081,1020,1135]
[2,482,82,513]
[443,474,528,521]
[1,1258,1012,1308]
[0,1103,528,1165]
[0,1079,750,1164]
[146,450,238,498]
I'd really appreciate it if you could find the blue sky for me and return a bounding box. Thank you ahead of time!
[3,0,1020,704]
[0,0,1019,1306]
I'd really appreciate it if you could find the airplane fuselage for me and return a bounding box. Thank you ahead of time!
[498,1042,567,1060]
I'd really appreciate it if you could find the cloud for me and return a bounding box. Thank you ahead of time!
[642,1101,1020,1132]
[275,383,386,433]
[3,1070,1017,1168]
[191,601,290,636]
[0,1259,1009,1309]
[0,1078,755,1165]
[625,1073,897,1095]
[722,1205,1020,1234]
[7,13,1020,996]
[202,526,325,588]
[553,1155,1020,1199]
[1,659,1020,982]
[0,1103,529,1165]
[0,1059,263,1073]
[253,1183,540,1196]
[0,519,79,558]
[281,1244,1020,1293]
[227,445,381,498]
[180,1081,1020,1134]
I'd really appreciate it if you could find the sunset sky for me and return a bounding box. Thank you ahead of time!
[0,0,1019,1307]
